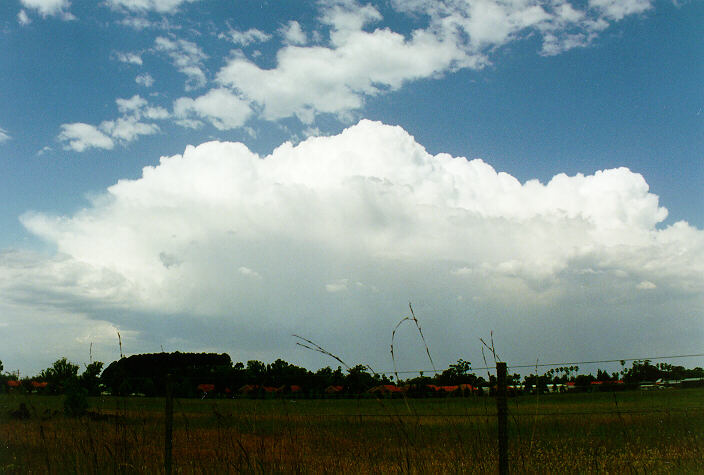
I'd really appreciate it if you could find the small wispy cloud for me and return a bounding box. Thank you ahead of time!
[218,27,271,46]
[17,10,31,25]
[107,0,199,14]
[154,36,208,91]
[57,95,169,152]
[279,21,307,45]
[135,73,155,87]
[20,0,75,19]
[114,51,143,65]
[325,279,349,293]
[58,123,114,152]
[238,266,262,279]
[636,280,657,290]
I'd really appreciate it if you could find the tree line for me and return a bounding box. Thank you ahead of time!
[1,354,703,399]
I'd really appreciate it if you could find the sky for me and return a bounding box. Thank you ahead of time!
[0,0,702,377]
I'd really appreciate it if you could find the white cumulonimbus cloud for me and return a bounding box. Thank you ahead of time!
[11,121,704,371]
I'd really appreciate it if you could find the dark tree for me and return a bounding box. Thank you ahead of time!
[437,359,478,385]
[101,352,232,397]
[246,360,267,385]
[344,365,382,393]
[80,361,104,396]
[40,358,80,394]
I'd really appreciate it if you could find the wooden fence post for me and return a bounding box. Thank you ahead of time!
[165,375,174,475]
[496,362,509,474]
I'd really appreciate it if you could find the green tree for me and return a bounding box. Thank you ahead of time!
[623,360,663,383]
[246,360,267,384]
[80,361,104,396]
[344,365,379,393]
[63,378,89,417]
[40,358,80,394]
[438,359,477,385]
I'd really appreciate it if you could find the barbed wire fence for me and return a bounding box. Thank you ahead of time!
[371,352,704,375]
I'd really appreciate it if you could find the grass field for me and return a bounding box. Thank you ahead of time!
[1,388,703,473]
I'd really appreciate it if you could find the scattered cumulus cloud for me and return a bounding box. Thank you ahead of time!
[118,16,153,29]
[238,267,262,279]
[58,123,114,152]
[280,21,307,45]
[37,146,53,156]
[154,36,208,91]
[218,27,271,46]
[199,0,656,127]
[173,88,252,130]
[57,95,168,151]
[325,279,349,293]
[100,117,160,143]
[216,13,474,122]
[114,51,143,65]
[135,73,155,87]
[116,95,149,114]
[17,10,31,25]
[49,0,663,150]
[392,0,653,56]
[107,0,199,14]
[636,281,657,290]
[20,0,74,19]
[589,0,652,20]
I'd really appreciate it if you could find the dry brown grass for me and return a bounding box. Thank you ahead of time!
[1,389,703,473]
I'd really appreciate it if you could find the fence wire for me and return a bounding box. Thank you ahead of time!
[376,352,704,375]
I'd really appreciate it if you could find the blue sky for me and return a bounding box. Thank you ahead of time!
[0,0,702,376]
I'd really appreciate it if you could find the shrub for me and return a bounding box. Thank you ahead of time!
[63,380,89,417]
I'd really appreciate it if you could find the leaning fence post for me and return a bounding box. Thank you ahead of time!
[496,362,509,474]
[165,374,174,475]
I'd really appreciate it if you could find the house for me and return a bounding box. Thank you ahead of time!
[681,377,704,388]
[197,383,216,397]
[238,384,260,396]
[368,384,406,396]
[325,385,344,394]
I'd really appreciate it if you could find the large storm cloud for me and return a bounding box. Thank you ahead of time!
[3,121,702,373]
